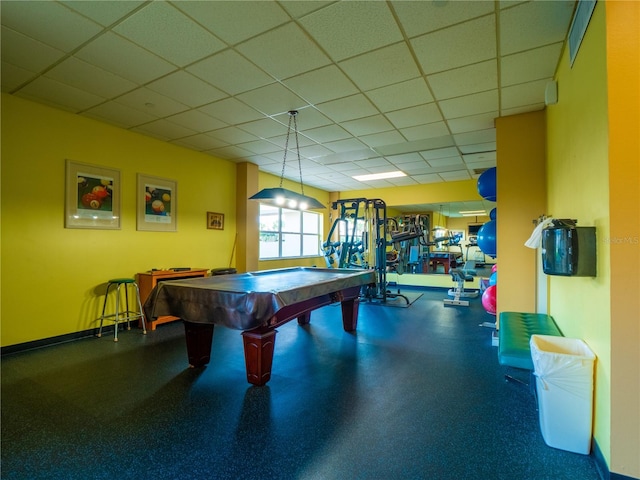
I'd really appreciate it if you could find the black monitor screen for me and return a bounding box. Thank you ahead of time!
[468,224,482,236]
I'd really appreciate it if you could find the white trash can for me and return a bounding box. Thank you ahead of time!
[530,334,596,455]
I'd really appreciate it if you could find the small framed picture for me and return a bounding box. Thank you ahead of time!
[207,212,224,230]
[65,159,121,229]
[137,174,177,232]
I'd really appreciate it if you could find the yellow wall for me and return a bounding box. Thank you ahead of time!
[546,1,614,471]
[495,111,546,314]
[605,1,640,477]
[1,94,237,346]
[340,178,482,208]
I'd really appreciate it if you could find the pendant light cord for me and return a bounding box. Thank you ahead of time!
[278,110,304,196]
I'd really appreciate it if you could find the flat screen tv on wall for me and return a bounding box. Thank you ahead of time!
[541,220,596,277]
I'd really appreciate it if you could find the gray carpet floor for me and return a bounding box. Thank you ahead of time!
[1,288,601,479]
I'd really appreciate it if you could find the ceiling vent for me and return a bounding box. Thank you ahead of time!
[568,0,597,67]
[473,168,490,175]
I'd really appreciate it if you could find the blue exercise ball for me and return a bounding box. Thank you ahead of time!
[489,208,497,221]
[477,167,497,202]
[477,220,497,258]
[489,271,497,286]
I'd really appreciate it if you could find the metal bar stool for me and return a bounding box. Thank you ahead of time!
[97,278,147,342]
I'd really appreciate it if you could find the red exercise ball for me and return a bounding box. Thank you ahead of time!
[482,285,497,315]
[491,264,498,273]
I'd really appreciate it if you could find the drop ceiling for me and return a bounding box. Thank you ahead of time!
[1,0,576,215]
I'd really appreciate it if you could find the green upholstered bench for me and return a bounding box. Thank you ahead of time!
[498,312,563,371]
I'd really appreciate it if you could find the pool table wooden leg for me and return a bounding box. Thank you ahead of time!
[341,297,360,332]
[242,328,277,386]
[184,321,214,368]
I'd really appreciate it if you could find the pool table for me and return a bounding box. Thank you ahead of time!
[143,267,377,385]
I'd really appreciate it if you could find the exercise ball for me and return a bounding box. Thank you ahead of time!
[491,263,498,273]
[489,271,497,286]
[477,167,497,202]
[477,220,497,258]
[482,285,497,315]
[489,207,497,221]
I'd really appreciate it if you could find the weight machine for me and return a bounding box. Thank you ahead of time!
[323,198,408,304]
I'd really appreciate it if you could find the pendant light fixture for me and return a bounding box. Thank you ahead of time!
[249,110,324,210]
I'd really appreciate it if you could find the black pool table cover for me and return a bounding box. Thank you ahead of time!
[143,267,377,331]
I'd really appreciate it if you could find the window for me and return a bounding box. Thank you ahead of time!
[259,205,323,259]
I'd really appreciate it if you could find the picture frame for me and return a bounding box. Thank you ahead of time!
[207,212,224,230]
[65,159,121,229]
[137,174,177,232]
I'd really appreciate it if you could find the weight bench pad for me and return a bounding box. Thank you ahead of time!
[498,312,562,370]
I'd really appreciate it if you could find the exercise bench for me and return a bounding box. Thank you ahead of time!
[498,311,563,385]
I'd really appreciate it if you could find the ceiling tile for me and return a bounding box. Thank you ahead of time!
[375,135,455,156]
[439,170,472,181]
[1,61,34,92]
[322,138,369,154]
[1,0,576,196]
[463,151,496,163]
[420,147,460,160]
[116,87,190,118]
[501,43,564,86]
[392,1,495,38]
[172,133,228,151]
[316,94,378,123]
[166,110,227,133]
[198,97,264,125]
[187,49,274,96]
[238,139,281,155]
[412,14,497,74]
[413,173,444,184]
[174,1,290,46]
[341,115,395,137]
[76,32,176,84]
[284,65,358,105]
[439,90,499,119]
[302,124,352,144]
[113,2,225,67]
[83,100,156,128]
[358,130,406,149]
[400,122,451,142]
[235,83,308,116]
[428,156,465,168]
[46,57,137,99]
[339,42,421,91]
[61,1,145,27]
[500,1,575,55]
[447,112,497,135]
[299,144,334,160]
[146,71,227,108]
[453,128,496,146]
[1,28,66,74]
[132,118,197,141]
[400,161,433,175]
[299,1,402,61]
[236,23,331,80]
[459,142,496,154]
[427,59,497,101]
[386,103,442,129]
[207,126,258,145]
[387,152,425,165]
[237,118,290,139]
[366,77,434,113]
[17,76,104,112]
[1,1,102,52]
[501,79,548,109]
